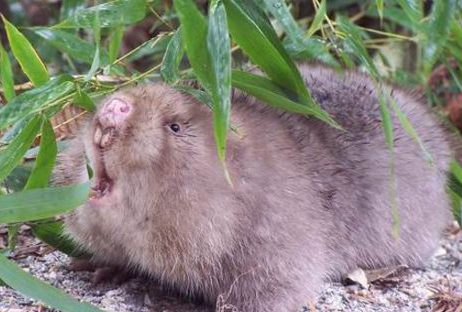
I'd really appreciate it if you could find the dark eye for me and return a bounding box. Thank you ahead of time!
[169,123,181,133]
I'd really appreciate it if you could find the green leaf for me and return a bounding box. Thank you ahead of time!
[109,25,124,63]
[31,221,85,257]
[73,88,96,112]
[0,183,90,223]
[337,15,380,79]
[2,17,49,87]
[0,115,42,183]
[377,89,393,150]
[34,28,109,65]
[422,0,457,75]
[58,0,146,28]
[395,0,423,25]
[0,253,102,312]
[160,28,184,84]
[174,0,213,92]
[24,119,57,189]
[307,0,326,37]
[174,84,213,109]
[0,42,15,101]
[60,0,86,21]
[261,0,304,40]
[376,0,384,22]
[85,10,101,81]
[388,94,433,164]
[0,75,75,130]
[224,0,310,101]
[232,70,340,129]
[208,2,232,164]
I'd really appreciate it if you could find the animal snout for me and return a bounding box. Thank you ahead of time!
[94,97,132,148]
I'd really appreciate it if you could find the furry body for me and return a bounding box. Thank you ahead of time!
[54,65,452,312]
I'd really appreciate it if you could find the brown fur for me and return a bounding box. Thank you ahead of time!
[54,64,452,312]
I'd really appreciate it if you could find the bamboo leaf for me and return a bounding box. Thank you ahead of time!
[395,0,423,25]
[58,0,146,28]
[0,75,75,130]
[31,221,85,257]
[422,0,456,75]
[0,42,15,101]
[208,2,232,164]
[0,115,42,183]
[24,119,57,189]
[174,0,213,92]
[224,0,310,101]
[232,70,340,129]
[376,0,384,22]
[2,17,49,87]
[0,183,90,223]
[377,89,393,149]
[0,254,102,312]
[388,95,433,164]
[73,88,96,112]
[160,28,184,84]
[337,15,380,79]
[34,28,109,65]
[174,84,213,109]
[60,0,86,21]
[307,0,326,37]
[109,25,124,63]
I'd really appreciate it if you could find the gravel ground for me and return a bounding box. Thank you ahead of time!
[0,223,461,312]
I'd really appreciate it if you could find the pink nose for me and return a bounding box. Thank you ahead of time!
[98,98,131,129]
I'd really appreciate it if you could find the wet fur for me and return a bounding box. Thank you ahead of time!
[54,64,452,312]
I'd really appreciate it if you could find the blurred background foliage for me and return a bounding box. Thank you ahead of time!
[0,0,461,311]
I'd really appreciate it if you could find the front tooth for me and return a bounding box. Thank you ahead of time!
[94,126,102,146]
[100,129,113,148]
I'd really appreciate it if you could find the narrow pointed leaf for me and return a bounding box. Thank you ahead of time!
[0,75,74,130]
[422,0,456,75]
[0,254,102,312]
[58,0,146,28]
[377,89,393,150]
[174,0,213,92]
[2,17,49,87]
[73,88,96,112]
[160,28,184,84]
[376,0,384,22]
[307,0,327,37]
[60,0,86,21]
[396,0,423,25]
[224,0,310,101]
[24,119,57,189]
[34,28,108,65]
[388,95,433,164]
[232,71,340,129]
[337,15,380,79]
[0,182,90,223]
[208,2,232,162]
[109,25,124,63]
[31,221,86,257]
[0,115,42,183]
[0,42,15,101]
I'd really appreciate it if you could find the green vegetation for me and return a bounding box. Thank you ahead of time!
[0,0,461,310]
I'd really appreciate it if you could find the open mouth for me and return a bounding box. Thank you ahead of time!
[90,170,113,199]
[89,149,114,200]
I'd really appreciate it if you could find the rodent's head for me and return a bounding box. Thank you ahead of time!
[68,84,241,269]
[85,84,218,202]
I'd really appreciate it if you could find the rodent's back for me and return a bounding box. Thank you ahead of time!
[297,64,451,275]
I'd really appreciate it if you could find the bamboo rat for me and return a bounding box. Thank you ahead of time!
[54,64,452,312]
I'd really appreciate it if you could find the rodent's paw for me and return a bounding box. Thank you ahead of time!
[69,258,135,285]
